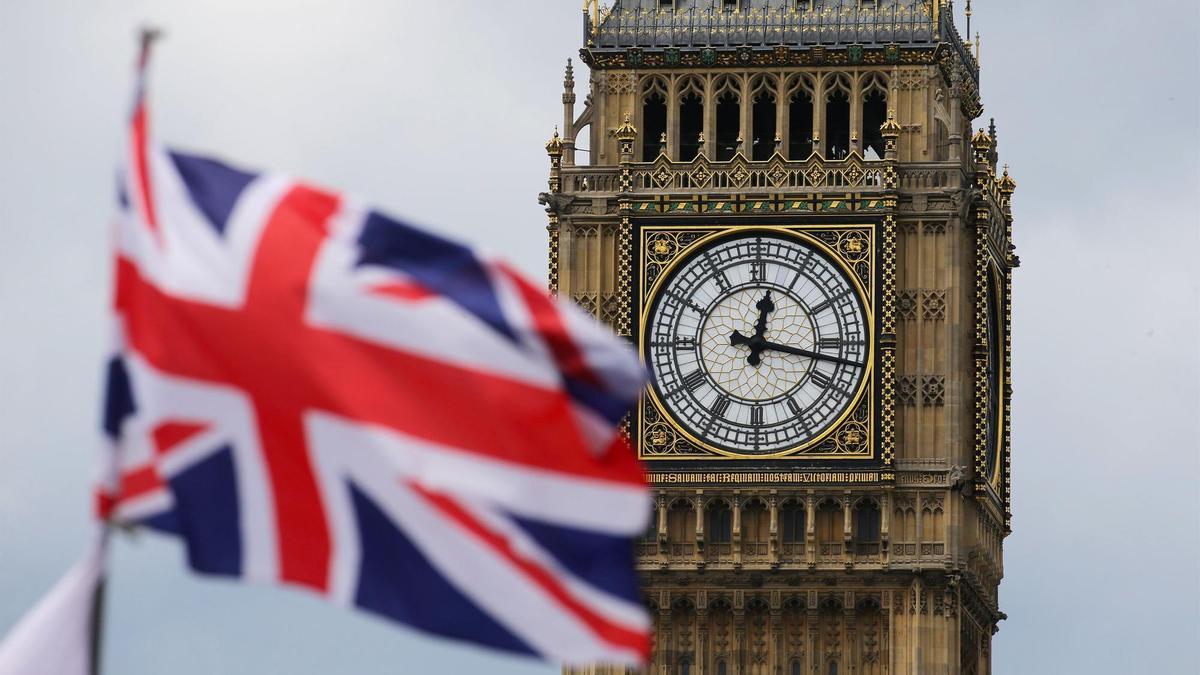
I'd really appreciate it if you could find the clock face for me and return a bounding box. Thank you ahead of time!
[983,271,1004,483]
[644,232,870,455]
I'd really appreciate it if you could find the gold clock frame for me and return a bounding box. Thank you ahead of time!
[972,196,1013,522]
[636,224,877,461]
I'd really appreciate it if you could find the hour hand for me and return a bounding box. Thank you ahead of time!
[729,330,764,366]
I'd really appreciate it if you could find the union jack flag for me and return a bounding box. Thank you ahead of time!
[95,40,650,666]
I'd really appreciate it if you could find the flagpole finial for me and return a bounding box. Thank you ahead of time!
[139,26,164,46]
[137,25,164,62]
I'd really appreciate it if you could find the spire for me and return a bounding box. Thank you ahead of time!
[988,117,999,167]
[563,58,575,90]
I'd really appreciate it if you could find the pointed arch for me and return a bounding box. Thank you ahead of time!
[713,75,742,161]
[749,74,779,161]
[823,73,852,159]
[786,73,815,160]
[705,498,734,558]
[640,76,669,162]
[852,497,882,556]
[741,498,770,557]
[676,76,705,161]
[667,497,697,556]
[780,498,807,559]
[860,73,889,159]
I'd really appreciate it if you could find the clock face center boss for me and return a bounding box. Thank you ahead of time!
[644,231,871,456]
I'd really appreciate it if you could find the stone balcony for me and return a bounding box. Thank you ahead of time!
[636,537,951,571]
[559,157,965,199]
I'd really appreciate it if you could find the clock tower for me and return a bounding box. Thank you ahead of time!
[542,2,1016,673]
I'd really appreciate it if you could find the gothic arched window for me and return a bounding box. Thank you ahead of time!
[816,498,843,557]
[780,499,806,557]
[667,500,696,555]
[787,76,814,160]
[853,498,881,555]
[641,79,668,162]
[706,500,733,557]
[934,118,951,161]
[862,88,888,159]
[714,77,741,161]
[677,78,705,161]
[824,75,851,159]
[741,500,769,557]
[750,76,777,161]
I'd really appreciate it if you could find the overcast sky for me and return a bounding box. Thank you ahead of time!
[1,1,1197,674]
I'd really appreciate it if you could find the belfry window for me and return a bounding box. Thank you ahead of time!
[642,91,667,161]
[825,88,851,159]
[679,91,703,161]
[752,89,777,161]
[789,90,813,159]
[862,90,888,159]
[715,91,740,161]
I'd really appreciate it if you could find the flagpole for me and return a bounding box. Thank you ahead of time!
[83,28,166,675]
[87,537,107,675]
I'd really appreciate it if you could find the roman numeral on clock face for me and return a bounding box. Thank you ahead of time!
[818,337,842,350]
[709,395,731,418]
[786,397,801,415]
[683,369,707,392]
[809,298,832,315]
[811,369,833,389]
[750,405,763,425]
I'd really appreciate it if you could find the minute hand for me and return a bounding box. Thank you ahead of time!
[759,341,865,368]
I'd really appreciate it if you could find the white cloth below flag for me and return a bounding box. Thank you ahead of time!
[0,533,106,675]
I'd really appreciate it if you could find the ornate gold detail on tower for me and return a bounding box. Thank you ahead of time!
[545,127,563,155]
[614,112,638,143]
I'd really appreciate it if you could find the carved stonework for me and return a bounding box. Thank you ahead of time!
[921,376,946,406]
[897,375,918,406]
[898,290,919,321]
[922,289,947,321]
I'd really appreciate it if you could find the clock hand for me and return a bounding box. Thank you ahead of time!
[727,291,777,367]
[757,340,865,368]
[751,290,774,340]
